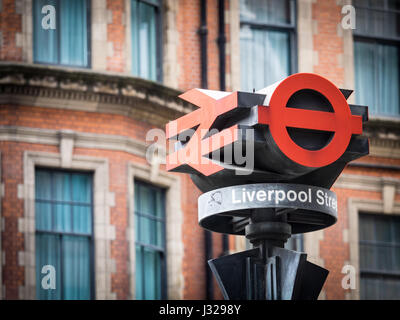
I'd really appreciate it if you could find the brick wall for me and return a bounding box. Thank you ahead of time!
[0,0,22,61]
[0,141,27,299]
[106,0,126,72]
[177,0,201,90]
[312,0,344,87]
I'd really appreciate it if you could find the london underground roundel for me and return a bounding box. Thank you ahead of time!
[258,73,363,168]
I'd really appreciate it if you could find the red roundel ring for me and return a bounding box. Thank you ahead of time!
[268,73,352,168]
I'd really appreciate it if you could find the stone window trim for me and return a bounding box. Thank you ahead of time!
[19,151,116,299]
[127,162,183,299]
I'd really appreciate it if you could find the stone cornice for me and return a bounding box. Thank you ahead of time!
[0,63,195,127]
[364,116,400,138]
[363,117,400,158]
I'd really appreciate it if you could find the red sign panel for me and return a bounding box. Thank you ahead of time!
[258,73,362,167]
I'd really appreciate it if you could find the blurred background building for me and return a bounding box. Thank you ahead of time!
[0,0,399,300]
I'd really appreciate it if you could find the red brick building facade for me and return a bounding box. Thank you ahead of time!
[0,0,399,300]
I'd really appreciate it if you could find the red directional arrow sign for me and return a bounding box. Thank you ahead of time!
[166,90,240,176]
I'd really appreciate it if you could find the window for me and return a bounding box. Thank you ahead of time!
[359,213,400,299]
[239,0,296,92]
[131,0,161,81]
[35,169,93,300]
[33,0,90,67]
[353,0,400,116]
[134,181,166,299]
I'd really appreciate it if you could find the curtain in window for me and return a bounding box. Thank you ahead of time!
[239,0,292,92]
[33,0,88,67]
[354,41,399,116]
[240,27,290,92]
[134,181,165,300]
[35,170,92,300]
[34,0,58,64]
[240,0,290,25]
[59,0,88,67]
[131,0,157,81]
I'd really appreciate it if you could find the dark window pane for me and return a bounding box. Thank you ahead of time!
[360,243,377,270]
[359,213,400,299]
[354,0,400,39]
[71,174,91,204]
[36,170,52,200]
[33,0,59,64]
[356,7,369,35]
[361,276,400,300]
[53,203,72,233]
[33,0,89,67]
[240,0,291,25]
[131,0,158,81]
[36,202,52,231]
[53,172,71,202]
[394,220,400,243]
[35,169,93,300]
[239,0,293,92]
[135,245,143,299]
[240,27,290,91]
[354,40,399,116]
[370,0,385,9]
[59,0,88,67]
[143,248,161,299]
[36,233,62,300]
[140,216,153,245]
[62,236,91,300]
[72,206,92,234]
[375,217,392,242]
[134,181,165,299]
[359,213,375,241]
